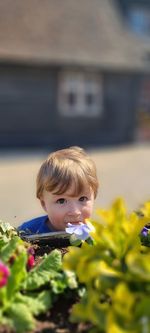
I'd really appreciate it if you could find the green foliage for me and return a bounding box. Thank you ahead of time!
[0,226,77,333]
[0,220,18,248]
[63,198,150,333]
[22,250,62,290]
[1,199,150,333]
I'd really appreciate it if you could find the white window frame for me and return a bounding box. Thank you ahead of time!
[58,70,103,117]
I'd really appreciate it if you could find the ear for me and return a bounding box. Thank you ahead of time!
[40,198,47,212]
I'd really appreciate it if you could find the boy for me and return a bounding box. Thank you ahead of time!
[18,146,99,234]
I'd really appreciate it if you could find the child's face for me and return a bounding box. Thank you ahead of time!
[40,184,94,231]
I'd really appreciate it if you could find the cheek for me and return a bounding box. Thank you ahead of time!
[83,203,93,217]
[48,206,65,219]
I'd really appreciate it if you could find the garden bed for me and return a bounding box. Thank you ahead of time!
[0,241,91,333]
[1,199,150,333]
[33,242,91,333]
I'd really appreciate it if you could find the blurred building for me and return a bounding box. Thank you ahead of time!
[0,0,149,148]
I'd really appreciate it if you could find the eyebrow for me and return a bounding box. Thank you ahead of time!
[52,190,91,197]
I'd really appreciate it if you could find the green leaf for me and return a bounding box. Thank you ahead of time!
[112,283,135,321]
[35,249,62,272]
[64,270,78,289]
[50,274,68,294]
[135,297,150,318]
[8,303,35,333]
[22,249,62,290]
[0,236,22,262]
[22,270,58,290]
[126,250,150,281]
[0,220,17,235]
[71,290,107,330]
[6,252,27,300]
[0,239,8,250]
[15,290,52,316]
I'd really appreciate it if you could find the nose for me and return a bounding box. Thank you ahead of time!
[67,202,81,216]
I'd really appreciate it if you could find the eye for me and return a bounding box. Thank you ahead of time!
[56,198,66,204]
[79,196,88,202]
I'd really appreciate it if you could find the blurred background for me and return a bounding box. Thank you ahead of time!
[0,0,150,227]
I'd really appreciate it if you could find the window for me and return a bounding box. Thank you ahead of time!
[128,6,150,36]
[58,71,103,117]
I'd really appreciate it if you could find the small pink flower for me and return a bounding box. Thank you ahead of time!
[27,255,35,271]
[0,261,10,288]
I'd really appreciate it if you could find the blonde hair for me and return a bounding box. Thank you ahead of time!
[36,146,99,199]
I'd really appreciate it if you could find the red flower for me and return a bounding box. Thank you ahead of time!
[27,255,35,271]
[0,261,10,288]
[8,254,16,265]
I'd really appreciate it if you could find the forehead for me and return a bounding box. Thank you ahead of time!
[59,183,92,197]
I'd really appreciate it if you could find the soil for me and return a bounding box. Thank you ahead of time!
[0,241,92,333]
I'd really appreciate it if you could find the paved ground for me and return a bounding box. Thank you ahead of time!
[0,143,150,228]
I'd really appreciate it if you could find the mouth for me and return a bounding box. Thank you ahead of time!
[66,221,83,226]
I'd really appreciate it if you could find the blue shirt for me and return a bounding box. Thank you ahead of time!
[18,215,52,234]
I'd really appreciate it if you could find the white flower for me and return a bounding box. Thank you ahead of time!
[66,222,94,241]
